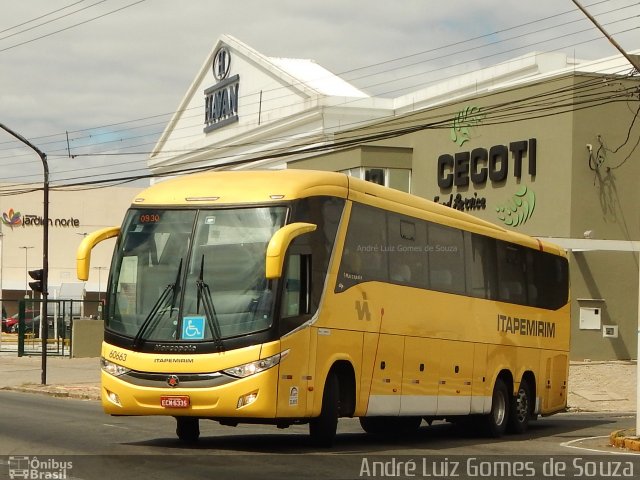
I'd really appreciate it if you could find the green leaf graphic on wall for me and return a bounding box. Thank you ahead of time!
[496,186,536,227]
[450,106,485,146]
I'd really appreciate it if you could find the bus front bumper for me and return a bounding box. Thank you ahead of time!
[101,368,279,418]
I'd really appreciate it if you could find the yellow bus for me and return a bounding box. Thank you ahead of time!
[77,169,569,446]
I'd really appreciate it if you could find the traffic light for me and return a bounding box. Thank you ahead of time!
[28,268,44,293]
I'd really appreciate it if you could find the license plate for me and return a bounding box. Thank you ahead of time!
[160,396,190,408]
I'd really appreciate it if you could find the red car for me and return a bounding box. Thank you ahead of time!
[1,310,37,333]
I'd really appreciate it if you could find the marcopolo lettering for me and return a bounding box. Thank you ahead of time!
[438,138,537,189]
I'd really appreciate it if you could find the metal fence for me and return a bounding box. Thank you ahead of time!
[0,298,103,357]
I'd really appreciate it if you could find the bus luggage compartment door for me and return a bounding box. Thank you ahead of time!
[366,334,404,416]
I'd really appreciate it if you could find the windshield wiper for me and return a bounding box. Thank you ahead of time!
[196,255,224,351]
[132,258,183,348]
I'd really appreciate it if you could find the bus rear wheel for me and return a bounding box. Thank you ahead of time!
[507,379,532,434]
[176,416,200,443]
[482,378,509,437]
[309,373,340,447]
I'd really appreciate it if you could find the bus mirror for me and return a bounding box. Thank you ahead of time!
[266,222,317,279]
[76,226,121,281]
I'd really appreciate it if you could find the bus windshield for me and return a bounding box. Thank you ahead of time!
[107,206,288,344]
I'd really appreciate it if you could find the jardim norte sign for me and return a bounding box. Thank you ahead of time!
[1,208,80,229]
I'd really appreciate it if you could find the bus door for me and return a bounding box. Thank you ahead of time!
[276,251,313,417]
[541,352,568,412]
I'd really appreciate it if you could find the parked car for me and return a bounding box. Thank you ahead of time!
[2,310,36,333]
[11,314,69,338]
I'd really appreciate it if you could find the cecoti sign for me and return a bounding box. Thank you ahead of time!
[437,138,537,189]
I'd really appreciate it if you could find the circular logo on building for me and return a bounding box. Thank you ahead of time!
[167,375,180,388]
[213,46,231,81]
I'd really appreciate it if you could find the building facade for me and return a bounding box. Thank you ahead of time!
[0,185,141,315]
[150,35,640,360]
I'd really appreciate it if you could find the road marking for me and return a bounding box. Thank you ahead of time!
[103,423,129,429]
[561,435,640,456]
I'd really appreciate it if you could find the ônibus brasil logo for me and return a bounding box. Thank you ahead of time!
[1,208,22,229]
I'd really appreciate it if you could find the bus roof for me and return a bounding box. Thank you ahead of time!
[133,170,564,256]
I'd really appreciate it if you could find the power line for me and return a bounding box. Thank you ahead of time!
[0,0,147,54]
[0,0,635,154]
[0,0,88,35]
[0,0,107,43]
[1,70,635,193]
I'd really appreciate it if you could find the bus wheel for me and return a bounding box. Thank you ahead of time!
[176,417,200,443]
[482,378,509,437]
[309,373,340,447]
[507,379,532,434]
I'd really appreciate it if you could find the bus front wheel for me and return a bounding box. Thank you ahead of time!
[482,378,509,437]
[176,416,200,443]
[309,373,340,447]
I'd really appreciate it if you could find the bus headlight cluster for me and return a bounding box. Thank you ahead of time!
[101,358,131,377]
[223,350,289,378]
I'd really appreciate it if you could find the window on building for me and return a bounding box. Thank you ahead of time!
[341,167,412,193]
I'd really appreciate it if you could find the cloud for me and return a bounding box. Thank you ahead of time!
[0,0,638,183]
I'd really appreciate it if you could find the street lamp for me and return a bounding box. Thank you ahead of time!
[1,121,50,385]
[93,266,107,303]
[19,246,34,298]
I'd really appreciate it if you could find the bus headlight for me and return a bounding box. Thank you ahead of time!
[101,358,131,377]
[223,350,289,378]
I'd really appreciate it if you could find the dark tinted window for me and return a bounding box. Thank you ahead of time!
[496,241,528,304]
[465,233,498,300]
[387,214,427,288]
[335,202,568,310]
[526,250,569,310]
[336,203,388,291]
[289,196,345,313]
[427,223,466,294]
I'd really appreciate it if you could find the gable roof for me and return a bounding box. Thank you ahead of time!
[150,34,369,160]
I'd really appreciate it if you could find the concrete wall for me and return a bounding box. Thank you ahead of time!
[568,75,640,360]
[71,319,103,358]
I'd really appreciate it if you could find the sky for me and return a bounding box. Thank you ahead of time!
[0,0,638,188]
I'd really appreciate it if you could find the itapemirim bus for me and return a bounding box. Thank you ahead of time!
[77,170,569,446]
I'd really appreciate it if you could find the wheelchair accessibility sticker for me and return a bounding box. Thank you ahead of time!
[182,316,206,340]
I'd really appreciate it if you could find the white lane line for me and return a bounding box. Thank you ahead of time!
[561,436,640,456]
[103,423,129,429]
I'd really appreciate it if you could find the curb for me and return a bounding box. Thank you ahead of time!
[610,429,640,452]
[1,384,100,401]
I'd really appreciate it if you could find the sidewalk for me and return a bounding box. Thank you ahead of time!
[0,354,100,400]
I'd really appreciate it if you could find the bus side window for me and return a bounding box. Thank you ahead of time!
[281,254,311,318]
[336,203,388,291]
[427,223,466,294]
[465,232,498,300]
[496,242,527,304]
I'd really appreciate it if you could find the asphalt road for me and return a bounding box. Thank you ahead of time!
[0,391,638,480]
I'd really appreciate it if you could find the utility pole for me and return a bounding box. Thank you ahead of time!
[571,0,640,435]
[0,122,50,385]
